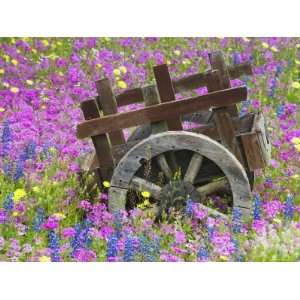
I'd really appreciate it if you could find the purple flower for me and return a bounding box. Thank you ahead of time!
[175,231,186,244]
[62,227,76,239]
[43,217,59,230]
[74,248,97,262]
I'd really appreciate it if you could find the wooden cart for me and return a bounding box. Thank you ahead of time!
[77,51,271,221]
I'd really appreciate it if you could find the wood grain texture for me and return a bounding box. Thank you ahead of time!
[153,64,182,130]
[77,86,247,139]
[80,98,114,180]
[108,131,252,221]
[96,78,125,146]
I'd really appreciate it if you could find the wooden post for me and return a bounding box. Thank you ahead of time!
[80,99,115,182]
[153,64,183,130]
[96,78,125,146]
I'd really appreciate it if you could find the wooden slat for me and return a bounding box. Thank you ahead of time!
[96,78,125,146]
[85,113,255,170]
[80,99,114,180]
[208,51,238,117]
[115,88,144,106]
[77,86,247,139]
[240,133,265,170]
[228,63,253,78]
[153,64,182,130]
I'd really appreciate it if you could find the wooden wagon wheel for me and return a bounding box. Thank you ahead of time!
[108,131,252,222]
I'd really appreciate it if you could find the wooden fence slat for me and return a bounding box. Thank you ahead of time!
[77,86,247,139]
[153,64,183,130]
[80,99,114,181]
[96,78,125,146]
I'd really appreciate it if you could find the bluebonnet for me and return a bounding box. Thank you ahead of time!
[138,234,158,262]
[232,52,241,65]
[197,245,209,261]
[275,64,283,78]
[13,154,26,181]
[276,104,285,118]
[123,234,135,262]
[32,208,45,232]
[71,223,82,256]
[80,219,92,248]
[268,78,277,98]
[106,233,119,260]
[23,140,36,160]
[3,192,14,212]
[253,194,262,220]
[232,207,242,234]
[48,230,60,262]
[284,194,294,220]
[185,198,193,217]
[1,120,12,157]
[3,161,12,177]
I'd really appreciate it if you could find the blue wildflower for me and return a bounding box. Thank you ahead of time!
[24,140,36,160]
[32,208,45,232]
[232,52,241,65]
[71,223,82,256]
[138,235,157,262]
[123,234,135,262]
[232,207,242,234]
[239,100,250,117]
[232,238,244,262]
[198,245,209,261]
[1,120,12,157]
[3,192,14,212]
[284,194,294,220]
[253,194,262,220]
[207,224,214,242]
[113,212,122,238]
[185,198,193,217]
[48,230,60,262]
[13,154,26,181]
[107,233,119,261]
[276,104,285,118]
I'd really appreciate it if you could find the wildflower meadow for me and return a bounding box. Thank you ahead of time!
[1,37,300,262]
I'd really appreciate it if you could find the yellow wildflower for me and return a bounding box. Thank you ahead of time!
[295,144,300,152]
[273,218,282,224]
[295,60,300,65]
[3,55,10,62]
[26,79,33,85]
[52,213,66,220]
[42,39,49,47]
[0,69,5,74]
[141,191,151,198]
[103,181,110,188]
[182,59,191,65]
[166,60,171,65]
[32,48,37,54]
[0,107,5,112]
[32,186,40,193]
[13,188,27,203]
[174,50,181,56]
[39,256,51,262]
[10,87,19,94]
[12,211,20,217]
[119,66,127,74]
[220,255,228,261]
[291,137,300,145]
[117,80,127,89]
[292,82,300,89]
[113,69,121,77]
[262,42,269,49]
[11,59,18,66]
[291,174,299,179]
[96,63,102,69]
[270,46,279,52]
[57,41,62,46]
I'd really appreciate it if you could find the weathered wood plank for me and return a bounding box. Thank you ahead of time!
[77,86,247,139]
[96,78,125,146]
[115,88,144,106]
[153,64,182,130]
[184,153,203,184]
[80,99,114,181]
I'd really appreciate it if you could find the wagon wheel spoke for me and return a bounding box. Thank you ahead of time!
[156,154,173,180]
[131,176,162,200]
[196,176,228,198]
[184,153,203,184]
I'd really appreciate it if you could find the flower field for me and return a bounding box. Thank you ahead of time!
[1,37,300,262]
